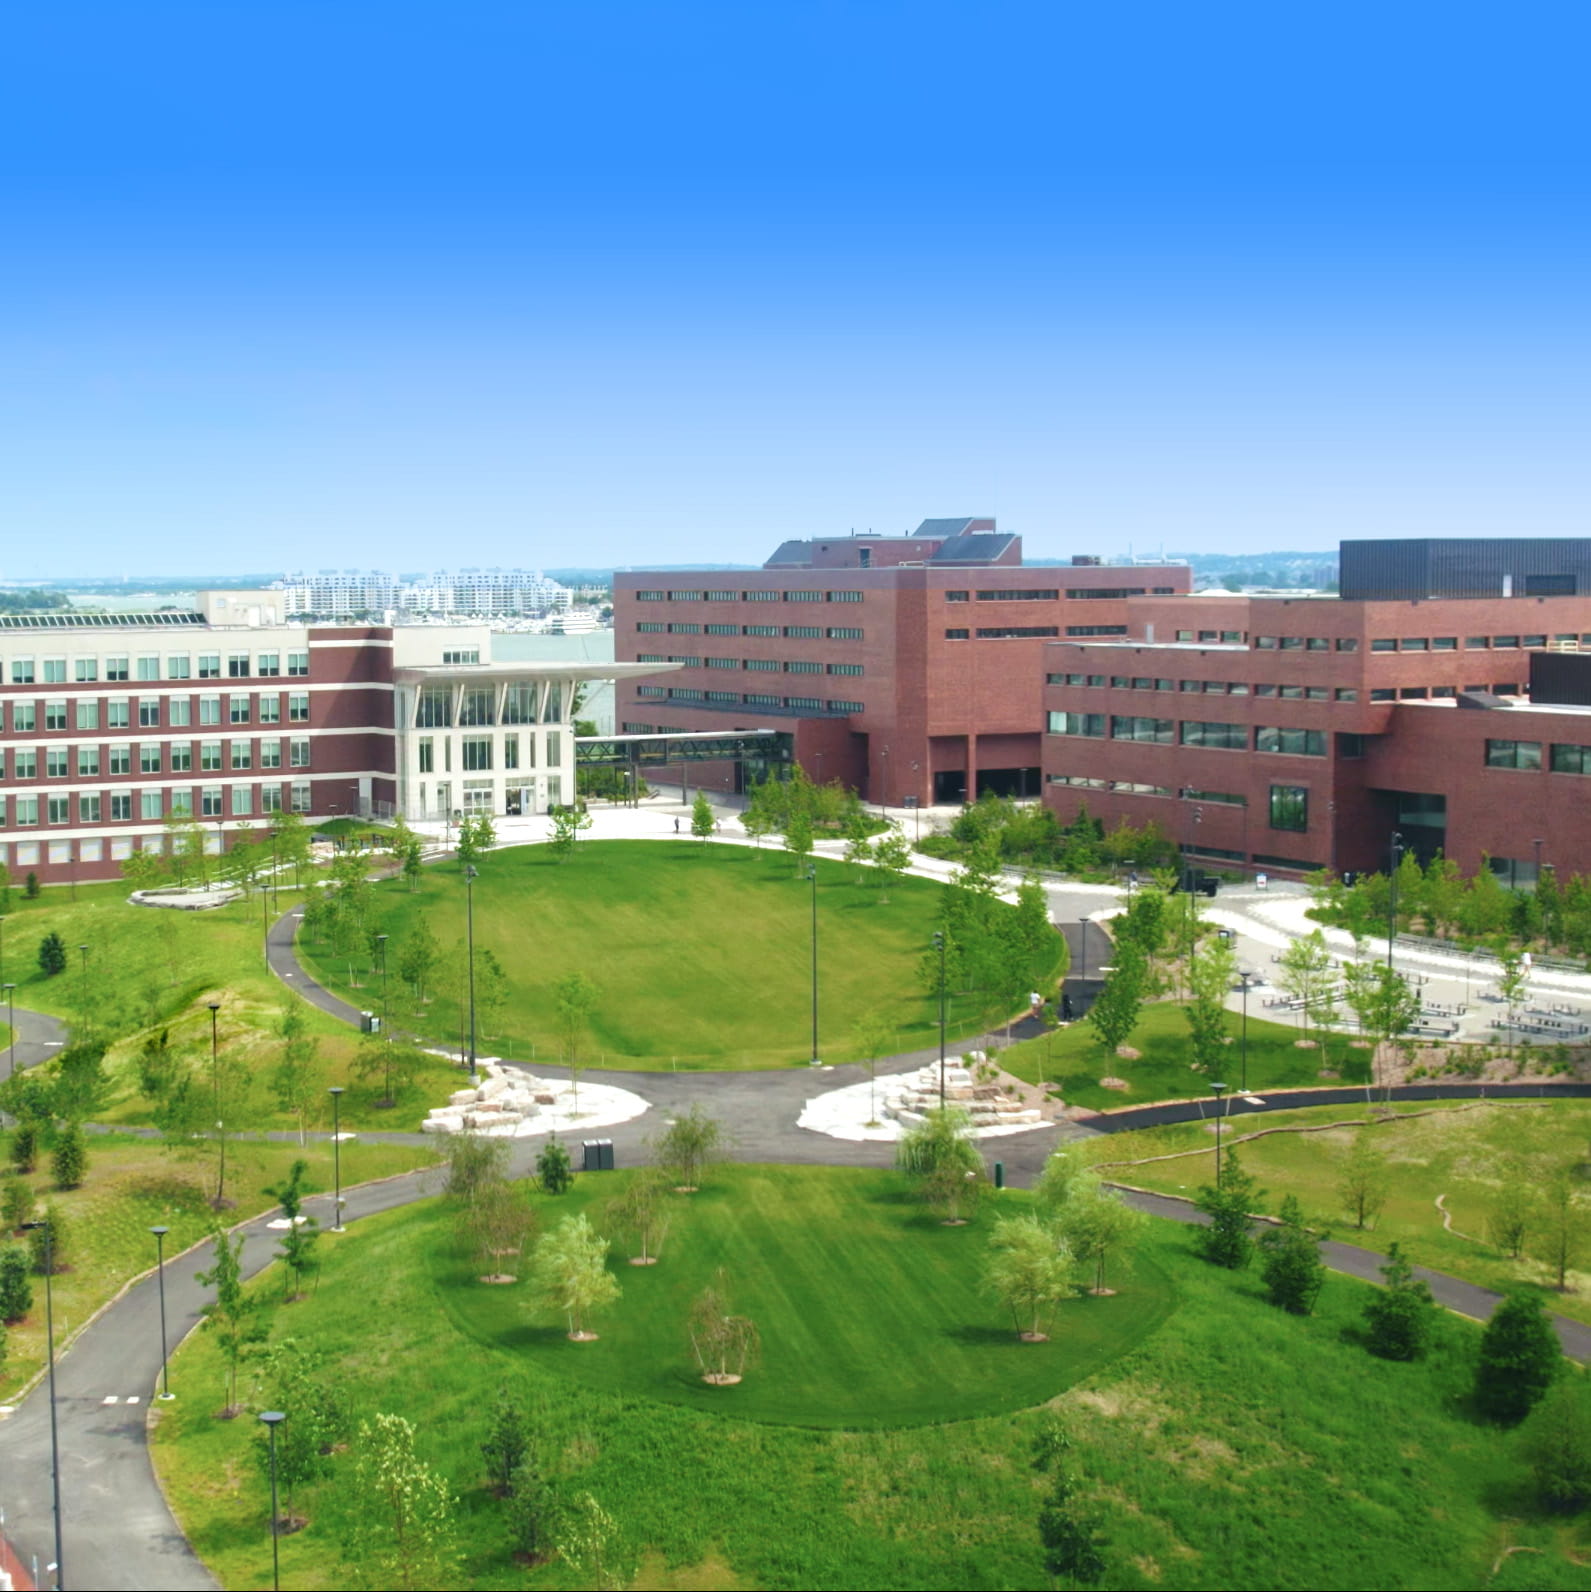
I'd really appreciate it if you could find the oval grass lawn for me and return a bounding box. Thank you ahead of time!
[301,839,1061,1069]
[435,1164,1175,1427]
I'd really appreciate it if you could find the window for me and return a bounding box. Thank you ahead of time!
[705,689,739,703]
[705,590,737,602]
[1183,788,1246,806]
[416,688,451,726]
[110,793,131,821]
[1280,685,1304,699]
[979,626,1060,639]
[140,791,163,820]
[1180,720,1248,750]
[46,748,68,778]
[1306,637,1330,652]
[168,697,190,727]
[783,590,822,603]
[828,699,864,713]
[258,694,280,724]
[102,655,127,681]
[198,653,221,678]
[169,744,192,772]
[230,696,251,724]
[1064,625,1125,637]
[637,685,666,698]
[667,655,701,668]
[636,621,665,633]
[12,749,35,779]
[199,694,221,725]
[107,699,129,728]
[1524,634,1547,648]
[77,746,99,776]
[167,654,191,679]
[44,796,69,825]
[262,785,284,813]
[14,797,38,826]
[946,590,969,603]
[503,734,519,768]
[79,793,101,823]
[1306,686,1329,700]
[1110,716,1173,743]
[1401,638,1428,652]
[140,744,162,773]
[440,648,480,665]
[1269,785,1309,831]
[1335,687,1359,701]
[1371,638,1396,652]
[74,657,98,681]
[287,651,310,676]
[743,623,780,637]
[10,657,34,683]
[744,658,781,671]
[461,735,492,770]
[635,589,665,601]
[201,741,223,771]
[1399,686,1428,700]
[1370,688,1396,701]
[785,661,822,674]
[139,697,161,727]
[977,588,1058,601]
[667,590,703,601]
[1493,635,1519,649]
[43,657,66,683]
[290,738,311,768]
[200,786,223,817]
[257,652,280,675]
[1255,636,1279,650]
[1551,744,1591,774]
[231,784,252,816]
[1466,636,1489,649]
[291,782,312,813]
[109,745,130,775]
[1485,739,1541,770]
[945,628,970,640]
[1335,638,1359,652]
[260,740,283,769]
[1280,636,1304,651]
[1433,637,1457,651]
[742,589,780,601]
[826,626,864,641]
[136,655,160,681]
[784,696,821,710]
[743,692,779,707]
[705,656,738,669]
[288,693,310,722]
[45,700,67,730]
[706,623,738,635]
[668,687,704,701]
[230,739,251,769]
[1048,712,1106,737]
[228,652,250,677]
[418,737,434,773]
[826,590,864,603]
[784,625,822,638]
[827,663,864,676]
[1255,727,1327,756]
[667,622,701,635]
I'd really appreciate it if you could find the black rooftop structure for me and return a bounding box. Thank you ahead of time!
[1340,537,1591,602]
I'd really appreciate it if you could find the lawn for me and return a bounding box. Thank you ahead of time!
[149,1165,1590,1591]
[0,879,463,1131]
[998,1001,1346,1111]
[298,840,1061,1070]
[1076,1096,1591,1323]
[0,1128,435,1402]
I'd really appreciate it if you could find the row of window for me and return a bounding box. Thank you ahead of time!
[1045,773,1309,832]
[1486,740,1591,773]
[5,650,309,684]
[4,692,310,732]
[1367,634,1590,653]
[1048,714,1328,756]
[1173,628,1248,644]
[636,654,862,676]
[635,589,864,604]
[0,738,310,779]
[414,683,561,729]
[415,731,558,774]
[634,622,864,639]
[2,782,314,827]
[633,688,864,713]
[1046,672,1529,703]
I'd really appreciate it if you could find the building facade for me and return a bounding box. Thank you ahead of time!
[613,519,1192,805]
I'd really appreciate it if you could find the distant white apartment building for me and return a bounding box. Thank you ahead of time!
[281,568,572,618]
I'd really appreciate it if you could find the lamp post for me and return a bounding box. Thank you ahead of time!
[1210,1081,1228,1187]
[1078,916,1089,990]
[22,1219,64,1590]
[207,1001,222,1113]
[375,932,390,1039]
[464,863,478,1082]
[806,863,820,1065]
[259,1410,287,1592]
[4,982,15,1079]
[1532,836,1545,889]
[1386,830,1404,971]
[932,930,948,1108]
[150,1226,174,1400]
[328,1086,345,1232]
[1238,971,1253,1092]
[77,943,88,976]
[880,743,889,811]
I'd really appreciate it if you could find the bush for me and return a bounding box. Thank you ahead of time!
[8,1124,38,1175]
[1363,1243,1438,1361]
[536,1135,573,1196]
[27,1204,67,1275]
[50,1124,87,1190]
[1259,1196,1325,1315]
[1519,1380,1591,1513]
[23,872,39,900]
[1,1176,32,1232]
[37,930,67,977]
[0,1245,32,1322]
[1193,1151,1261,1270]
[1475,1292,1561,1425]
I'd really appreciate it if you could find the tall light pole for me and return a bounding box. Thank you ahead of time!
[806,863,820,1065]
[4,982,15,1079]
[23,1219,64,1590]
[1238,971,1253,1092]
[77,942,88,976]
[1386,830,1404,971]
[207,1000,222,1112]
[880,743,889,811]
[150,1226,174,1399]
[1078,916,1089,992]
[1532,836,1545,889]
[1210,1081,1228,1187]
[465,863,479,1082]
[375,930,390,1043]
[260,1410,286,1592]
[328,1086,345,1232]
[932,930,948,1108]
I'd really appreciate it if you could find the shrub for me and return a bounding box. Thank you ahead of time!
[0,1176,32,1232]
[8,1124,38,1175]
[1519,1380,1591,1513]
[1259,1196,1325,1315]
[27,1203,68,1275]
[1363,1243,1438,1361]
[1475,1292,1561,1425]
[51,1124,87,1190]
[37,931,67,977]
[536,1135,573,1196]
[1193,1151,1262,1270]
[0,1245,33,1322]
[23,872,39,900]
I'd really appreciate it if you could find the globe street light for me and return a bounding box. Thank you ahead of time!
[328,1086,346,1232]
[150,1225,174,1400]
[207,1000,222,1113]
[259,1410,287,1591]
[22,1219,64,1589]
[806,864,820,1066]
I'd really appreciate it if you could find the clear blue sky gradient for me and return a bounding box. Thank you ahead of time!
[3,2,1588,577]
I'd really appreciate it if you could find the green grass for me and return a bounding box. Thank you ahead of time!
[999,1001,1348,1110]
[300,840,1060,1070]
[0,1129,436,1401]
[150,1165,1591,1591]
[1077,1097,1591,1323]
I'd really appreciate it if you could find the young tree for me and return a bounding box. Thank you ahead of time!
[505,1454,558,1563]
[1086,942,1146,1064]
[1032,1416,1107,1587]
[251,1341,351,1526]
[687,1269,762,1383]
[481,1389,532,1495]
[0,1246,33,1323]
[1519,1380,1591,1514]
[23,871,40,900]
[739,803,775,850]
[347,1413,458,1591]
[397,915,441,1009]
[533,1213,620,1340]
[842,814,874,882]
[27,1202,68,1276]
[50,1123,87,1190]
[1277,928,1335,1049]
[872,827,912,903]
[548,804,593,861]
[264,1158,321,1300]
[1,1177,33,1233]
[7,1122,38,1175]
[1033,1147,1096,1221]
[1260,1195,1326,1315]
[653,1105,724,1192]
[195,1227,261,1415]
[1341,960,1420,1095]
[849,1013,894,1126]
[271,1003,321,1145]
[1184,933,1237,1077]
[556,1492,625,1592]
[607,1169,672,1264]
[120,847,167,892]
[1496,946,1531,1044]
[690,791,715,844]
[474,947,510,1050]
[782,808,814,876]
[1535,1174,1586,1291]
[465,1180,536,1281]
[897,1106,986,1223]
[536,1134,574,1196]
[1363,1242,1438,1361]
[444,1130,510,1201]
[1487,1170,1534,1259]
[552,969,600,1108]
[1474,1291,1561,1425]
[1054,1183,1147,1296]
[37,931,67,978]
[1193,1149,1262,1270]
[985,1216,1073,1341]
[1337,1133,1390,1230]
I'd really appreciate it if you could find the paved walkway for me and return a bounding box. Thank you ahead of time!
[6,811,1591,1588]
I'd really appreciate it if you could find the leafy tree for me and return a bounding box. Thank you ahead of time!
[481,1389,532,1494]
[1337,1133,1390,1230]
[783,808,814,876]
[1087,942,1146,1062]
[353,1034,426,1109]
[50,1123,86,1190]
[397,915,441,1008]
[1193,1149,1262,1270]
[505,1454,558,1562]
[1474,1292,1561,1424]
[8,1121,38,1175]
[606,1168,672,1264]
[1363,1243,1438,1361]
[1277,928,1336,1049]
[552,969,600,1108]
[690,791,715,843]
[688,1269,762,1381]
[872,826,912,902]
[1342,960,1420,1094]
[37,932,67,978]
[1535,1174,1586,1291]
[120,847,167,891]
[0,1246,33,1322]
[1260,1195,1326,1315]
[53,1039,111,1123]
[1054,1183,1147,1295]
[1032,1416,1107,1586]
[739,803,775,849]
[842,813,874,882]
[456,810,497,867]
[271,1003,321,1145]
[1,1176,33,1233]
[346,1412,458,1591]
[23,871,39,900]
[533,1213,620,1339]
[195,1226,262,1414]
[1488,1168,1534,1259]
[1184,932,1236,1078]
[27,1202,68,1275]
[985,1216,1072,1340]
[251,1340,352,1523]
[1496,946,1531,1043]
[137,1028,181,1102]
[548,804,593,861]
[264,1158,321,1300]
[849,1013,894,1126]
[653,1105,724,1192]
[556,1491,625,1592]
[1034,1147,1095,1221]
[1519,1379,1591,1513]
[536,1134,574,1196]
[897,1106,986,1223]
[475,947,510,1049]
[444,1131,509,1201]
[464,1180,536,1279]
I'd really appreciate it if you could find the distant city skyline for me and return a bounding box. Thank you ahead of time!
[2,4,1586,577]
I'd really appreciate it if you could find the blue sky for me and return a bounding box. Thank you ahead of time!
[2,2,1588,577]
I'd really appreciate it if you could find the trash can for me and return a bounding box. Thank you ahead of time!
[993,1161,1005,1190]
[582,1139,615,1172]
[360,1011,380,1034]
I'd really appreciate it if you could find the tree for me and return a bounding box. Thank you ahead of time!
[607,1169,672,1264]
[37,932,67,978]
[849,1013,894,1126]
[1184,933,1236,1078]
[27,1203,68,1276]
[897,1106,986,1223]
[842,815,874,881]
[1488,1169,1534,1259]
[1474,1292,1561,1424]
[475,947,510,1049]
[985,1216,1072,1341]
[740,804,775,850]
[1086,942,1147,1063]
[444,1131,510,1201]
[456,811,497,867]
[251,1340,351,1525]
[505,1454,558,1563]
[465,1180,536,1281]
[0,1246,32,1323]
[1032,1416,1107,1586]
[269,808,313,889]
[782,808,813,875]
[271,1004,321,1146]
[1193,1149,1262,1270]
[1034,1147,1095,1221]
[690,791,715,843]
[872,827,912,903]
[480,1389,532,1494]
[7,1122,38,1175]
[552,969,600,1108]
[533,1213,620,1340]
[548,804,593,861]
[1496,946,1531,1044]
[402,833,425,892]
[347,1413,458,1591]
[1337,1133,1390,1230]
[653,1105,724,1192]
[1519,1380,1591,1513]
[1363,1243,1438,1361]
[1536,1174,1586,1291]
[50,1123,86,1190]
[688,1269,761,1382]
[1260,1195,1326,1315]
[1277,928,1335,1049]
[536,1134,574,1195]
[263,1158,321,1300]
[1341,960,1420,1094]
[195,1226,261,1414]
[397,916,441,1008]
[1054,1184,1147,1296]
[556,1491,625,1592]
[120,847,167,891]
[1,1177,33,1233]
[23,871,39,900]
[353,1034,426,1109]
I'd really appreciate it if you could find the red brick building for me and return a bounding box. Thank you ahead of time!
[1042,575,1591,882]
[613,519,1192,805]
